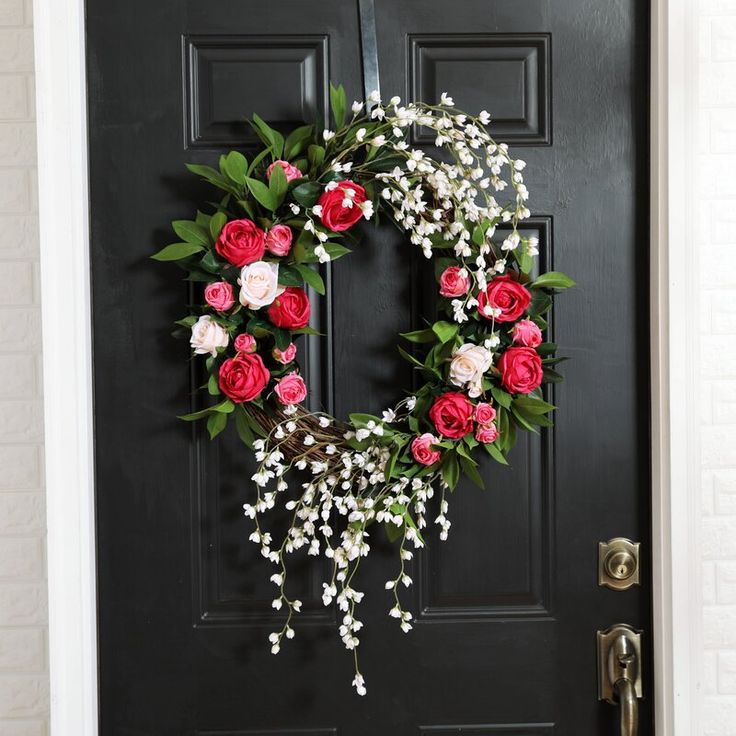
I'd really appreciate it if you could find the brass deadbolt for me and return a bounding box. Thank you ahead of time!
[599,538,640,590]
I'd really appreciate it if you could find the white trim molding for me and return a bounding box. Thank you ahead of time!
[33,0,698,734]
[650,0,701,733]
[33,0,99,734]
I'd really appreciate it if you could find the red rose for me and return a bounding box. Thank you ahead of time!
[267,286,311,329]
[218,353,270,403]
[318,180,368,232]
[477,275,531,323]
[497,347,543,394]
[215,219,266,267]
[428,392,474,439]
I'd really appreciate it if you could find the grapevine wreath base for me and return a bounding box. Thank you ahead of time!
[154,86,573,694]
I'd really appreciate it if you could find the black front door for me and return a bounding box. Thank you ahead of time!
[87,1,652,733]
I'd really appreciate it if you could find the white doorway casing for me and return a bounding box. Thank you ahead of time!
[33,0,700,733]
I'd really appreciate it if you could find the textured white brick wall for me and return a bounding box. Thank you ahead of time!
[699,1,736,733]
[0,0,49,734]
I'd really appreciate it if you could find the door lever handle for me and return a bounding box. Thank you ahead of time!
[614,676,639,736]
[597,625,643,736]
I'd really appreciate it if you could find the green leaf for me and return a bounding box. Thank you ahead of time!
[195,210,212,228]
[175,315,197,328]
[178,399,234,422]
[223,151,248,185]
[198,249,223,274]
[207,411,228,439]
[207,374,220,396]
[234,405,255,448]
[151,242,204,261]
[273,327,292,351]
[385,442,403,481]
[384,521,403,543]
[308,144,326,170]
[323,242,351,260]
[277,265,305,286]
[397,345,427,370]
[491,386,512,409]
[245,176,277,211]
[528,290,553,318]
[536,342,558,356]
[441,452,460,491]
[268,161,288,207]
[543,367,564,383]
[209,212,227,242]
[294,263,326,295]
[292,181,322,208]
[518,252,533,274]
[172,220,209,246]
[532,271,576,290]
[185,163,232,191]
[400,328,437,344]
[513,396,556,415]
[284,124,314,160]
[431,320,458,344]
[251,113,284,158]
[329,83,347,128]
[510,405,539,433]
[291,325,323,336]
[458,454,485,489]
[483,441,509,465]
[349,412,382,429]
[246,146,273,176]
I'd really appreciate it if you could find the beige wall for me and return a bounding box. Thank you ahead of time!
[0,0,49,734]
[699,2,736,732]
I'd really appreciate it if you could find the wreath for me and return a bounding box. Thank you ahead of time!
[153,85,574,695]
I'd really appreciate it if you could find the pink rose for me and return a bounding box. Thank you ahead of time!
[439,266,470,298]
[203,281,235,311]
[428,392,474,439]
[497,347,544,395]
[411,433,441,466]
[273,343,297,364]
[475,423,499,444]
[473,402,497,425]
[511,319,543,348]
[267,160,302,183]
[274,371,307,405]
[234,333,257,353]
[265,225,293,257]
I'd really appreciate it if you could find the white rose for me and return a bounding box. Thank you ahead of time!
[238,260,283,309]
[448,343,493,397]
[190,315,228,357]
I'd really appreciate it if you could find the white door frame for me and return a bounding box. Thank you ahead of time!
[34,0,700,733]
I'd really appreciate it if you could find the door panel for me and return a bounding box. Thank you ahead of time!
[87,0,651,733]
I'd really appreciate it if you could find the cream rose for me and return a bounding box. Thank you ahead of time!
[190,315,229,357]
[238,260,283,309]
[448,343,493,398]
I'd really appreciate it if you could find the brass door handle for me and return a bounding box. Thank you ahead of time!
[614,677,639,736]
[597,625,643,736]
